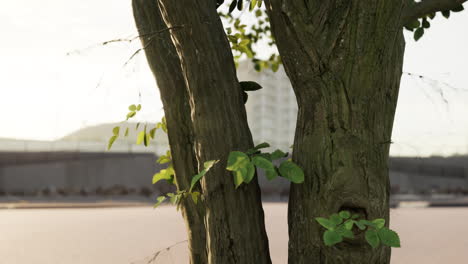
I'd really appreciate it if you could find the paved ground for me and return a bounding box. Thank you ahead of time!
[1,203,467,264]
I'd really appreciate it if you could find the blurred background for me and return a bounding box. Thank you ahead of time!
[1,1,468,263]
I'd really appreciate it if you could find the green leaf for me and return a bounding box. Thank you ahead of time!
[256,153,272,161]
[161,117,167,133]
[227,151,251,171]
[233,170,244,188]
[315,217,336,230]
[422,18,430,29]
[414,27,424,41]
[336,226,354,239]
[378,227,400,248]
[372,219,385,229]
[191,192,200,204]
[237,0,243,11]
[339,210,351,219]
[250,0,257,11]
[149,128,157,139]
[144,133,150,147]
[128,104,137,111]
[136,131,145,145]
[252,156,275,170]
[136,104,142,111]
[452,5,464,12]
[254,142,270,150]
[157,151,171,164]
[359,219,374,228]
[365,229,380,249]
[126,111,136,120]
[112,126,120,136]
[323,230,343,246]
[190,172,205,191]
[124,128,129,137]
[351,214,359,219]
[190,160,219,191]
[355,220,366,230]
[154,196,166,208]
[278,160,304,183]
[152,166,175,184]
[271,149,287,160]
[442,10,450,18]
[330,213,343,226]
[170,193,182,205]
[229,0,237,13]
[228,35,238,43]
[157,156,171,164]
[242,91,248,104]
[203,160,218,171]
[240,81,263,91]
[257,0,262,7]
[344,220,354,230]
[405,19,420,29]
[239,38,250,46]
[107,136,117,150]
[238,162,255,183]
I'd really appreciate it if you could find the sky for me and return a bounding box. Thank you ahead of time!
[0,1,467,157]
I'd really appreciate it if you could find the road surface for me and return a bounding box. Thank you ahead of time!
[1,203,467,263]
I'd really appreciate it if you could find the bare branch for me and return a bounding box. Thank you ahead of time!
[123,38,155,67]
[401,0,466,25]
[66,25,184,56]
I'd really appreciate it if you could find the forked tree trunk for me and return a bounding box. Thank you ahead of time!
[266,1,405,263]
[132,1,207,263]
[155,1,271,263]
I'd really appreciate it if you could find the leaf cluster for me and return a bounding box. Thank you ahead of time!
[154,160,219,209]
[107,104,142,150]
[315,211,400,248]
[219,0,281,72]
[227,142,304,188]
[404,5,464,41]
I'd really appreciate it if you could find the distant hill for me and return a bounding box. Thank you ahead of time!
[61,122,168,144]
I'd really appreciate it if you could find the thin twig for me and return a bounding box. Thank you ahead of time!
[66,25,185,56]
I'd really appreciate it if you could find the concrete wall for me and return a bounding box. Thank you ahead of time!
[1,152,467,196]
[0,152,163,195]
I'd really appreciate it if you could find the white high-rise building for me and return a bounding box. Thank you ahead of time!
[237,61,298,151]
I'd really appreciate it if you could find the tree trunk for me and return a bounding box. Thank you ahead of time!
[132,1,207,263]
[156,1,271,263]
[265,1,405,263]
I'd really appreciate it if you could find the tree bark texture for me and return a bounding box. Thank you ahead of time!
[132,1,207,263]
[265,1,406,263]
[156,1,271,263]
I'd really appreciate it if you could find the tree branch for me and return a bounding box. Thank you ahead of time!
[401,0,466,25]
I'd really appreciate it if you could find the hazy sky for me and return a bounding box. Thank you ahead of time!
[0,1,467,157]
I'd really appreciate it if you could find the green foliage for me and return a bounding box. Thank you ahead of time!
[240,81,263,91]
[190,160,219,192]
[154,159,219,209]
[227,142,303,188]
[107,136,117,150]
[404,5,465,41]
[107,104,144,150]
[126,104,141,120]
[219,0,281,72]
[278,160,305,184]
[315,211,401,248]
[152,165,175,185]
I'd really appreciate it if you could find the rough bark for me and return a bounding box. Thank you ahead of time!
[156,1,271,263]
[132,1,207,263]
[265,1,405,263]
